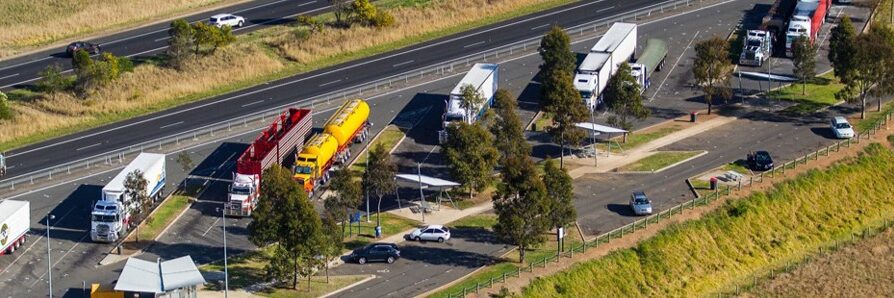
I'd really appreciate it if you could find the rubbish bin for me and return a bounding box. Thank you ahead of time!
[690,111,699,123]
[375,226,382,238]
[709,177,718,190]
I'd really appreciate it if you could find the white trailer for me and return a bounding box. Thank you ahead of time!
[0,200,30,255]
[575,22,637,109]
[0,153,6,177]
[91,153,166,242]
[439,63,499,144]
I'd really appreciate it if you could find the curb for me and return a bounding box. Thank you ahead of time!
[685,178,701,199]
[320,275,377,298]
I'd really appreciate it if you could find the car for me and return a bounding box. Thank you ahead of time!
[66,41,101,56]
[629,191,653,216]
[830,116,855,139]
[209,13,245,28]
[349,243,400,264]
[406,225,451,242]
[747,150,774,171]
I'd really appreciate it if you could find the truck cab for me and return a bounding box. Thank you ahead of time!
[740,30,773,66]
[91,199,127,242]
[0,153,5,177]
[785,19,810,57]
[225,173,259,217]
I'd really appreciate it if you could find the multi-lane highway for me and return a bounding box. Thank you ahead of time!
[0,0,338,89]
[1,0,678,185]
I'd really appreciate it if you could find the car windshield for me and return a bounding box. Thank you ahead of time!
[231,186,252,195]
[633,195,649,204]
[835,123,851,129]
[445,114,464,122]
[579,91,593,99]
[210,17,219,22]
[755,153,771,162]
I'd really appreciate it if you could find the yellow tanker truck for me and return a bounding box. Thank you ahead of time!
[294,99,370,195]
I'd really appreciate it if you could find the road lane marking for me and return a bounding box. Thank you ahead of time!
[154,36,170,42]
[299,1,316,6]
[159,121,185,129]
[650,30,700,101]
[30,232,90,288]
[241,100,265,107]
[597,5,616,13]
[0,56,54,72]
[530,23,551,31]
[202,217,221,237]
[319,79,342,87]
[75,143,103,151]
[392,60,415,68]
[0,73,20,80]
[463,41,485,48]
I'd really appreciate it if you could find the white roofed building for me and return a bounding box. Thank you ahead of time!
[114,255,206,298]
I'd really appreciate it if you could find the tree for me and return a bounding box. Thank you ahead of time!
[192,22,216,55]
[692,36,732,114]
[0,91,12,120]
[363,144,397,229]
[490,89,530,162]
[836,27,894,119]
[71,49,95,94]
[211,25,236,54]
[326,167,362,238]
[459,84,484,124]
[828,15,857,81]
[444,122,500,200]
[603,63,650,131]
[539,26,576,109]
[541,158,575,230]
[493,154,550,263]
[38,64,71,99]
[167,19,195,70]
[248,166,323,289]
[318,216,342,283]
[176,151,194,173]
[792,36,817,95]
[349,0,378,26]
[543,71,587,168]
[330,0,351,27]
[123,170,149,242]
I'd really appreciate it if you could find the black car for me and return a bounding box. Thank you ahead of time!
[350,243,400,264]
[66,42,101,56]
[747,151,774,171]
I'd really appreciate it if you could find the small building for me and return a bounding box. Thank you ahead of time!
[113,255,206,298]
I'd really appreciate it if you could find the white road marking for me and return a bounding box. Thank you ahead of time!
[202,217,221,237]
[154,36,170,42]
[651,30,700,101]
[30,232,90,287]
[0,206,77,277]
[392,60,415,68]
[463,41,485,48]
[597,6,616,13]
[241,100,265,107]
[0,57,54,72]
[75,143,103,151]
[530,23,551,31]
[299,1,316,6]
[0,73,20,80]
[319,79,342,87]
[159,121,185,129]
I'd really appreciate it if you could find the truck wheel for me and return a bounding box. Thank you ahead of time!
[8,245,14,253]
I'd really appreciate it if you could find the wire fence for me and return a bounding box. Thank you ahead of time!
[0,0,714,195]
[444,106,894,298]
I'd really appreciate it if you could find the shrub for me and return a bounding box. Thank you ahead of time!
[0,91,12,120]
[371,11,395,28]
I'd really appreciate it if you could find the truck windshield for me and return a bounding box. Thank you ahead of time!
[92,214,116,222]
[231,186,252,195]
[295,166,313,174]
[747,40,761,47]
[579,91,593,100]
[444,114,464,122]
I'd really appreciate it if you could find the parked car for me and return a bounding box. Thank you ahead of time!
[66,41,101,56]
[747,151,774,171]
[209,13,245,28]
[629,191,653,216]
[406,225,451,242]
[830,116,855,139]
[350,243,400,264]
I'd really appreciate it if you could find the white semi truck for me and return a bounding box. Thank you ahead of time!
[91,153,166,242]
[439,63,499,144]
[0,153,6,177]
[0,200,30,255]
[574,22,637,110]
[739,30,774,67]
[630,38,667,91]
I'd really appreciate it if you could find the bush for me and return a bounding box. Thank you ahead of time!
[0,91,12,120]
[371,11,395,28]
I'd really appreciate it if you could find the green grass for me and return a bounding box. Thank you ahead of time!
[343,212,420,251]
[349,125,405,174]
[606,125,684,153]
[855,99,894,132]
[523,143,894,297]
[532,112,554,132]
[261,275,368,298]
[621,151,701,172]
[449,213,497,230]
[769,72,843,108]
[722,161,751,175]
[136,195,190,241]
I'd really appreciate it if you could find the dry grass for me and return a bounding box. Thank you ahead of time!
[0,0,231,58]
[743,229,894,298]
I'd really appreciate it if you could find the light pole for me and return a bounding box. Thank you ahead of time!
[365,154,370,223]
[216,208,229,298]
[46,214,55,298]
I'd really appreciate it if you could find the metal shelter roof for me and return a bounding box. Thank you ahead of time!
[575,122,628,134]
[395,174,460,187]
[115,256,206,293]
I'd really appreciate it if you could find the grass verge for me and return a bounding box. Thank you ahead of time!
[620,151,700,172]
[523,142,894,297]
[769,72,843,112]
[349,125,406,174]
[343,212,420,251]
[607,124,685,153]
[136,195,191,241]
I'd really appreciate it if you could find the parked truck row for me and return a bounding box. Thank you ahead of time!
[439,63,499,144]
[91,153,167,242]
[739,0,831,66]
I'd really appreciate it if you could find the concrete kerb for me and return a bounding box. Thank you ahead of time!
[319,274,377,298]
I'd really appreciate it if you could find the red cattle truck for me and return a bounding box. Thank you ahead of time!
[225,108,313,217]
[785,0,830,57]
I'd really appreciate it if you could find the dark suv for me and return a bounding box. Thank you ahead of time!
[66,42,101,56]
[747,151,774,171]
[350,243,400,264]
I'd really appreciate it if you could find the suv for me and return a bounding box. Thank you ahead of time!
[350,243,400,264]
[209,14,245,28]
[830,116,855,139]
[629,191,653,216]
[66,42,101,56]
[406,225,451,242]
[747,151,774,171]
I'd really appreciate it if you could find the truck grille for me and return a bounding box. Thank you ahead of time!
[96,224,110,236]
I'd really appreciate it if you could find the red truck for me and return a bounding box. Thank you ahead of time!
[785,0,830,57]
[225,108,313,217]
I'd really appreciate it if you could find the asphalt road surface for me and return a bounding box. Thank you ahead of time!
[0,0,337,89]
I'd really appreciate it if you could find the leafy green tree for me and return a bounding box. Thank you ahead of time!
[692,36,732,114]
[459,84,484,124]
[167,19,195,70]
[249,166,323,289]
[327,167,362,238]
[541,158,575,229]
[319,216,342,283]
[493,154,550,263]
[192,22,215,55]
[38,64,71,100]
[349,0,378,26]
[543,71,587,168]
[0,91,12,120]
[330,0,351,27]
[211,26,236,54]
[124,170,149,242]
[828,15,856,81]
[539,26,576,109]
[792,36,817,95]
[603,63,649,131]
[444,122,500,200]
[71,49,95,94]
[363,144,397,228]
[836,27,894,119]
[490,89,530,162]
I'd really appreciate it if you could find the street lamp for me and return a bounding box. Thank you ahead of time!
[215,208,229,298]
[46,214,55,298]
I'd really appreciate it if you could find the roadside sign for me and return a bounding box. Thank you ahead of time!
[557,227,565,239]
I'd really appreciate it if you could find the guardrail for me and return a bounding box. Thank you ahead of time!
[444,103,894,298]
[0,0,712,194]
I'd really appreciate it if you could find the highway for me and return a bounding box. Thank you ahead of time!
[0,0,678,186]
[0,0,338,90]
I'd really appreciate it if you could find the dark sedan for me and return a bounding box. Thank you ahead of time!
[350,243,400,264]
[66,41,101,56]
[747,150,774,171]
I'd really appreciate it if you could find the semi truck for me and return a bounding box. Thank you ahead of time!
[739,30,774,66]
[294,99,370,197]
[574,22,637,110]
[91,153,166,243]
[0,200,30,255]
[0,153,6,177]
[629,38,667,91]
[225,108,312,217]
[785,0,830,57]
[439,63,499,144]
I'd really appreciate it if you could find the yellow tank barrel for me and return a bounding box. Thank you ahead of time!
[324,99,370,148]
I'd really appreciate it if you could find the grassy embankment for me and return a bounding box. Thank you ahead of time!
[523,142,894,297]
[0,0,576,152]
[349,125,405,174]
[0,0,233,58]
[769,72,845,114]
[620,151,701,172]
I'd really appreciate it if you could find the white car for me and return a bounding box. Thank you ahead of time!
[209,14,245,28]
[406,225,451,242]
[830,116,855,139]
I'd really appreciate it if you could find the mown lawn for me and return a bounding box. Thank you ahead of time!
[621,151,701,172]
[770,72,844,114]
[349,125,405,175]
[136,195,191,241]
